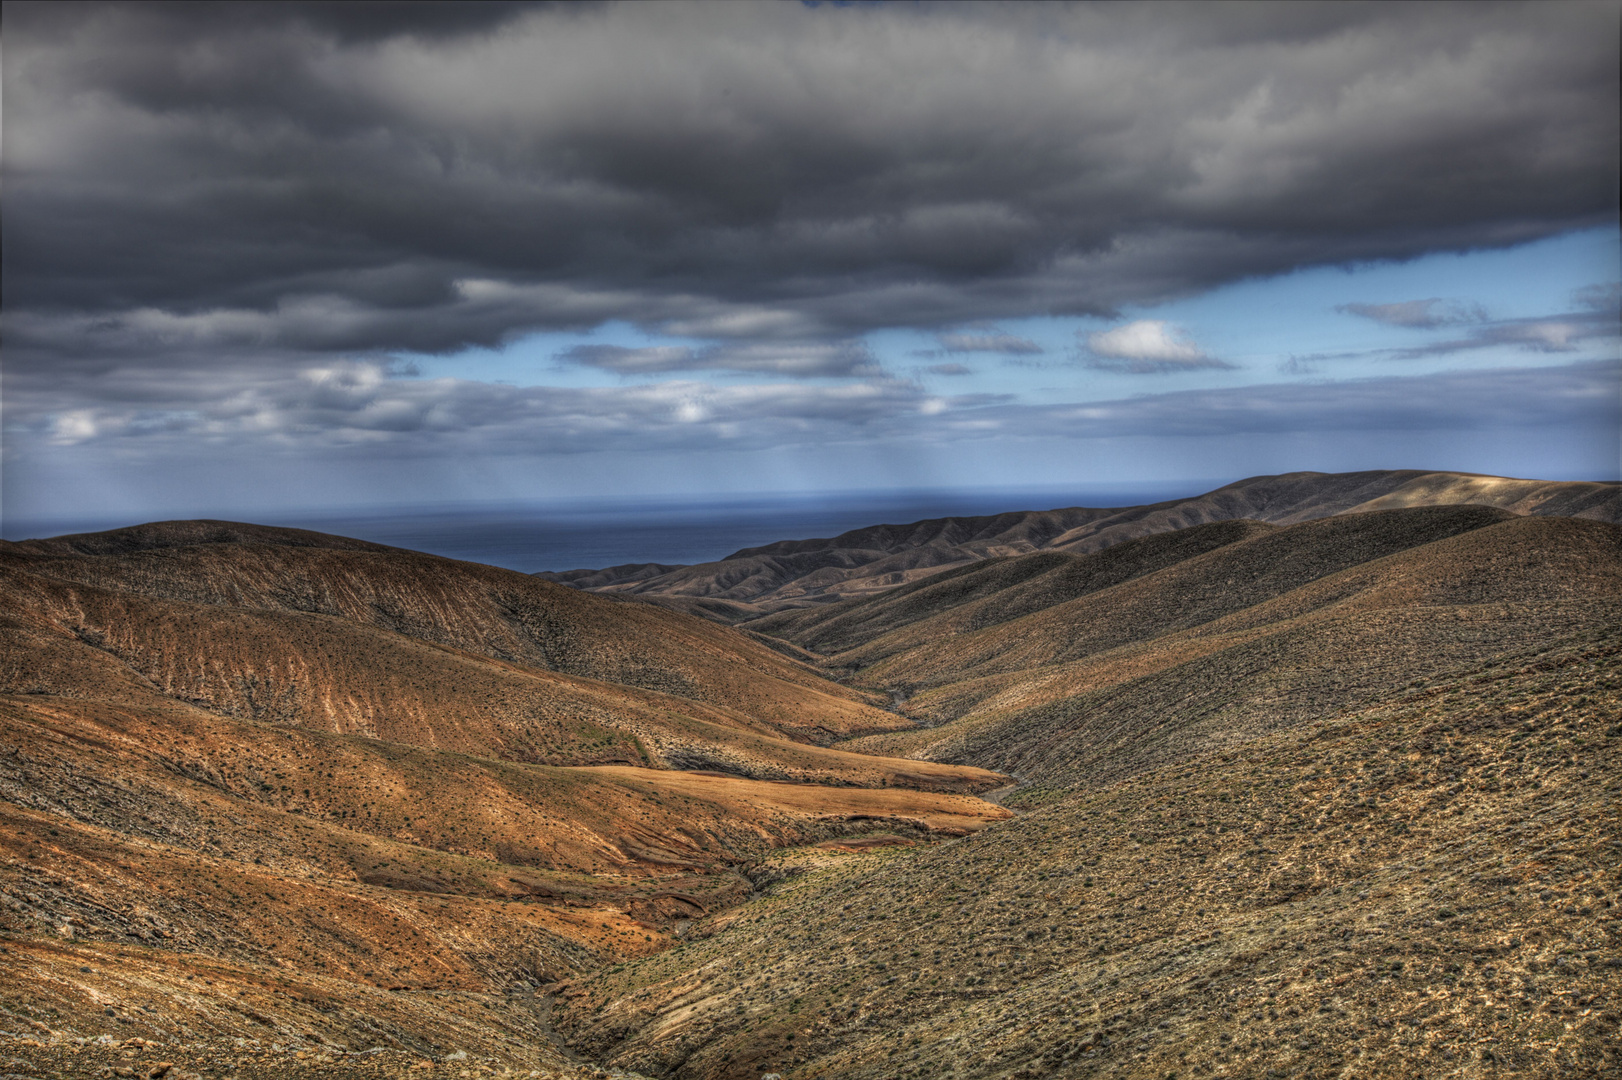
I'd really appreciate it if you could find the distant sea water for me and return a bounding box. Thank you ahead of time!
[6,483,1219,574]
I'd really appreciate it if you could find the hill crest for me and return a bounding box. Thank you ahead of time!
[536,470,1621,614]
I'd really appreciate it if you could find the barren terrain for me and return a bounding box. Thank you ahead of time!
[558,628,1621,1079]
[2,482,1619,1078]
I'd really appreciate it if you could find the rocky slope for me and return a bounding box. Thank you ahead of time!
[765,508,1622,801]
[553,627,1622,1079]
[2,522,908,746]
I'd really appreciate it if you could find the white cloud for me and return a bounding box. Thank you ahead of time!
[49,410,100,445]
[1083,320,1233,373]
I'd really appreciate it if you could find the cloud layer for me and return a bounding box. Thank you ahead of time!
[5,1,1617,375]
[3,2,1617,522]
[1288,285,1622,369]
[15,354,1613,460]
[935,330,1045,356]
[558,341,879,377]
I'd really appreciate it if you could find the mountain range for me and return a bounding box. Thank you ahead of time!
[537,470,1621,618]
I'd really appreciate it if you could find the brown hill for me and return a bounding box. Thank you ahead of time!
[747,517,1279,658]
[1,564,1001,790]
[544,470,1621,614]
[0,519,1009,1067]
[7,518,398,558]
[0,522,925,747]
[817,505,1521,685]
[829,510,1622,794]
[0,688,1005,1070]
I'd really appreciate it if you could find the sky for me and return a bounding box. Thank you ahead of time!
[3,0,1619,536]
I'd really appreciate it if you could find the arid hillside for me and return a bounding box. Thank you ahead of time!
[764,508,1622,798]
[0,521,1009,1072]
[2,521,909,746]
[540,471,1622,614]
[2,501,1618,1079]
[0,684,1007,1059]
[555,626,1621,1079]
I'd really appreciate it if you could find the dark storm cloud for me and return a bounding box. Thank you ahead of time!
[4,0,1617,375]
[3,2,557,42]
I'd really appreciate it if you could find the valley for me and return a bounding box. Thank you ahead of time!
[1,472,1619,1077]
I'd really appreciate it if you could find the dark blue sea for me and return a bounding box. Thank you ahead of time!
[6,482,1218,574]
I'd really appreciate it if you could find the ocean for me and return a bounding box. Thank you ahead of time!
[6,483,1218,574]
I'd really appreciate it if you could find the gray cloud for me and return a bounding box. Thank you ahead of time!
[935,330,1044,356]
[1285,283,1620,370]
[3,0,1616,376]
[1388,316,1613,359]
[13,350,1610,463]
[949,360,1620,440]
[558,340,879,377]
[1575,282,1622,313]
[1338,298,1489,328]
[8,359,1008,457]
[8,2,557,45]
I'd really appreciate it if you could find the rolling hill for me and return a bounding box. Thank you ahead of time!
[806,508,1622,796]
[556,626,1621,1079]
[0,521,1008,1072]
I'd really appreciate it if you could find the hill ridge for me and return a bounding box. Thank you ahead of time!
[536,470,1621,615]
